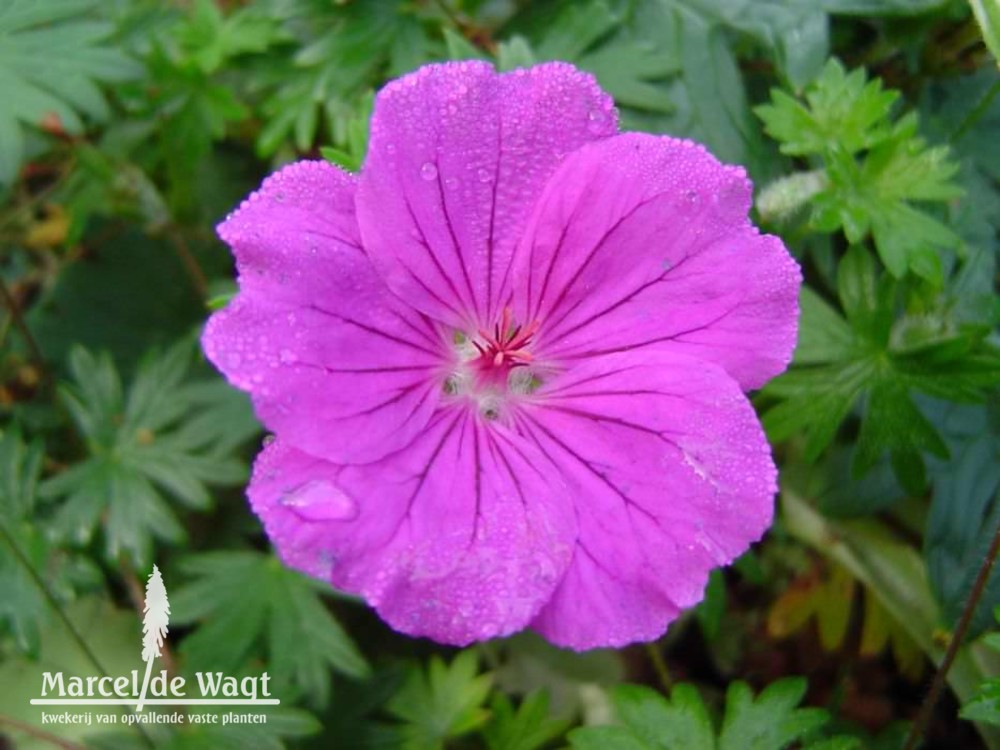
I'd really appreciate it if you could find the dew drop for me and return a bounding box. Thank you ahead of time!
[677,189,701,213]
[420,162,438,181]
[586,109,608,134]
[477,168,493,183]
[281,480,359,522]
[715,178,746,218]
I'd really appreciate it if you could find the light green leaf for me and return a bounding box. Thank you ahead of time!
[387,650,493,750]
[482,691,569,750]
[756,59,898,156]
[971,0,1000,68]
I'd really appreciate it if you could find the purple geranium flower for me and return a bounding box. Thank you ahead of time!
[203,61,801,650]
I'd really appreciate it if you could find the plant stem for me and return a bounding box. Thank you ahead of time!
[0,522,107,677]
[0,275,46,373]
[165,225,207,300]
[0,525,155,748]
[0,713,84,749]
[951,78,1000,143]
[645,642,673,693]
[903,519,1000,750]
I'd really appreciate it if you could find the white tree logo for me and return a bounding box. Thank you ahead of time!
[136,565,169,712]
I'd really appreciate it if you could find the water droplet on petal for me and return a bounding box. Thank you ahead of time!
[420,162,438,181]
[586,109,608,134]
[281,480,358,522]
[676,189,701,213]
[477,168,492,183]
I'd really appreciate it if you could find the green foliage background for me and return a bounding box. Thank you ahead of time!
[1,0,999,748]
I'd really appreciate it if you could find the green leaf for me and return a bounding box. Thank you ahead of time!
[569,725,649,750]
[387,651,493,750]
[762,361,871,461]
[836,246,893,347]
[38,341,254,566]
[482,691,569,750]
[924,398,1000,639]
[174,0,282,75]
[0,425,42,523]
[532,0,620,61]
[962,681,1000,727]
[762,234,997,493]
[0,428,105,655]
[755,59,898,156]
[664,1,761,168]
[970,0,1000,67]
[853,379,949,481]
[570,679,849,750]
[257,2,429,156]
[819,0,949,15]
[619,684,715,749]
[169,550,370,707]
[687,0,829,89]
[318,90,374,172]
[0,0,141,185]
[527,0,762,171]
[0,595,146,747]
[718,678,830,750]
[497,35,537,71]
[528,0,677,115]
[795,287,856,365]
[757,61,962,278]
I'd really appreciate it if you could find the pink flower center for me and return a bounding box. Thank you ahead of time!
[471,308,539,385]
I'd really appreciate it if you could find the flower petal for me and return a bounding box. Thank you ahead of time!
[356,61,617,328]
[203,160,444,464]
[515,350,776,650]
[248,413,576,645]
[512,133,801,390]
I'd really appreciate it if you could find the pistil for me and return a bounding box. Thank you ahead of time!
[472,308,539,378]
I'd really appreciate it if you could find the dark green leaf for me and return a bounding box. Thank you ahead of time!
[38,342,253,566]
[925,398,1000,638]
[170,550,370,707]
[0,0,141,185]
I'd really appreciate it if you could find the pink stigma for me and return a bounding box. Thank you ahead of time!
[472,308,539,380]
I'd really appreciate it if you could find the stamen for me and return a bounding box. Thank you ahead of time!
[472,308,540,377]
